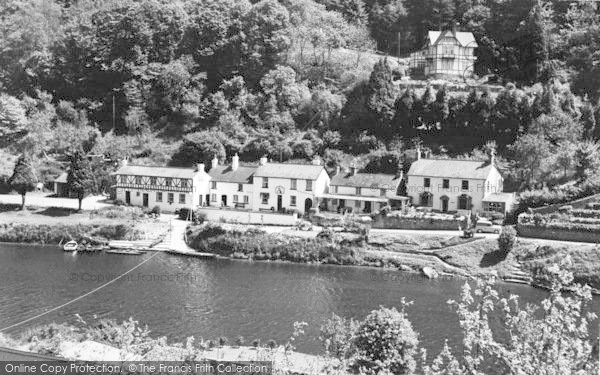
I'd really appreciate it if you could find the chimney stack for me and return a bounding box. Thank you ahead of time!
[312,157,321,166]
[351,166,358,176]
[231,153,239,171]
[259,156,268,166]
[121,158,128,167]
[197,163,205,172]
[335,165,341,175]
[490,149,495,165]
[211,155,219,169]
[416,145,421,160]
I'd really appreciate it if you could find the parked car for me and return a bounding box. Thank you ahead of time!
[475,220,502,234]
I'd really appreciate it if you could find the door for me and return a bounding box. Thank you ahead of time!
[221,195,227,207]
[304,198,313,213]
[142,193,149,207]
[205,194,210,206]
[277,195,283,211]
[441,199,448,212]
[125,191,131,205]
[364,201,372,213]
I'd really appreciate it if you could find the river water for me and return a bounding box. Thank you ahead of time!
[0,244,597,357]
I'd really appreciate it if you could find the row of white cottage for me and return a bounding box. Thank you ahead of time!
[112,153,515,216]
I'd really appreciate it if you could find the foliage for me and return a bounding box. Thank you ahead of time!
[497,226,516,254]
[170,131,226,167]
[67,151,95,210]
[354,305,419,375]
[0,223,142,244]
[9,155,37,209]
[319,314,359,360]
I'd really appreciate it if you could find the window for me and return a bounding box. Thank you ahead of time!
[355,200,361,208]
[211,181,217,189]
[290,196,297,206]
[442,45,454,55]
[420,192,433,207]
[244,195,249,204]
[441,59,453,70]
[462,180,469,190]
[181,179,188,189]
[179,194,186,204]
[136,191,140,197]
[120,175,127,184]
[238,184,243,192]
[211,194,217,202]
[150,177,157,185]
[167,193,174,203]
[260,193,269,205]
[165,178,172,187]
[291,179,297,190]
[380,189,386,196]
[424,178,430,188]
[442,179,449,189]
[262,177,269,188]
[355,187,361,195]
[135,176,142,185]
[306,180,312,191]
[458,195,471,210]
[233,195,239,203]
[156,192,163,202]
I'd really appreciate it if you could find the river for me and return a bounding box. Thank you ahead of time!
[0,244,597,357]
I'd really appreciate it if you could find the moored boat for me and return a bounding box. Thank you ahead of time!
[63,241,79,252]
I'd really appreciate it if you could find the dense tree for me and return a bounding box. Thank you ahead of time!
[369,0,408,53]
[508,133,552,189]
[67,151,95,211]
[0,94,27,146]
[9,155,37,210]
[365,58,397,137]
[170,131,226,168]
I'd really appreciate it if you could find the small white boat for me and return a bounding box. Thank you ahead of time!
[63,241,79,252]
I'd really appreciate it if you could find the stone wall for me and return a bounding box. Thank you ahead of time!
[197,207,298,226]
[371,215,466,230]
[517,224,600,243]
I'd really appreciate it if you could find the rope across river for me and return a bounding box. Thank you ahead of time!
[0,251,160,333]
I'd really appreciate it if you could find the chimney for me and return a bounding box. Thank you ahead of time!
[211,155,219,169]
[197,163,205,172]
[490,149,495,166]
[351,166,358,176]
[259,156,268,166]
[121,158,128,167]
[416,145,421,160]
[335,165,341,175]
[231,153,239,171]
[452,21,458,34]
[312,157,321,166]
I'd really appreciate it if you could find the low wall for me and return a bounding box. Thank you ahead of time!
[197,207,298,226]
[517,224,600,243]
[371,215,465,230]
[531,193,600,215]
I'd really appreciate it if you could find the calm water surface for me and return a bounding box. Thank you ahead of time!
[0,244,597,356]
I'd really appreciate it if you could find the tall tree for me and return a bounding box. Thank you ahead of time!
[366,58,398,137]
[67,151,95,211]
[9,155,37,210]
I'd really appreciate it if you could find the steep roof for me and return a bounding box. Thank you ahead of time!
[208,165,255,184]
[254,163,325,180]
[331,172,400,190]
[113,165,198,179]
[407,159,495,180]
[428,30,477,47]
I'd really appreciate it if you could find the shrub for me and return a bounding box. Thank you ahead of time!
[114,199,125,206]
[178,208,195,221]
[235,336,245,346]
[353,307,419,375]
[319,314,358,359]
[150,205,161,216]
[498,226,517,254]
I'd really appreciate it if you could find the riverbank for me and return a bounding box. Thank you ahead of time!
[0,204,169,244]
[0,321,333,375]
[186,223,600,290]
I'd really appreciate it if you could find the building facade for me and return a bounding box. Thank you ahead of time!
[113,162,210,212]
[406,151,512,215]
[320,167,407,214]
[409,28,477,80]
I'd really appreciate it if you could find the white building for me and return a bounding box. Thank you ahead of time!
[113,161,210,212]
[409,27,477,80]
[207,154,255,209]
[320,167,407,214]
[252,157,329,214]
[406,150,514,215]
